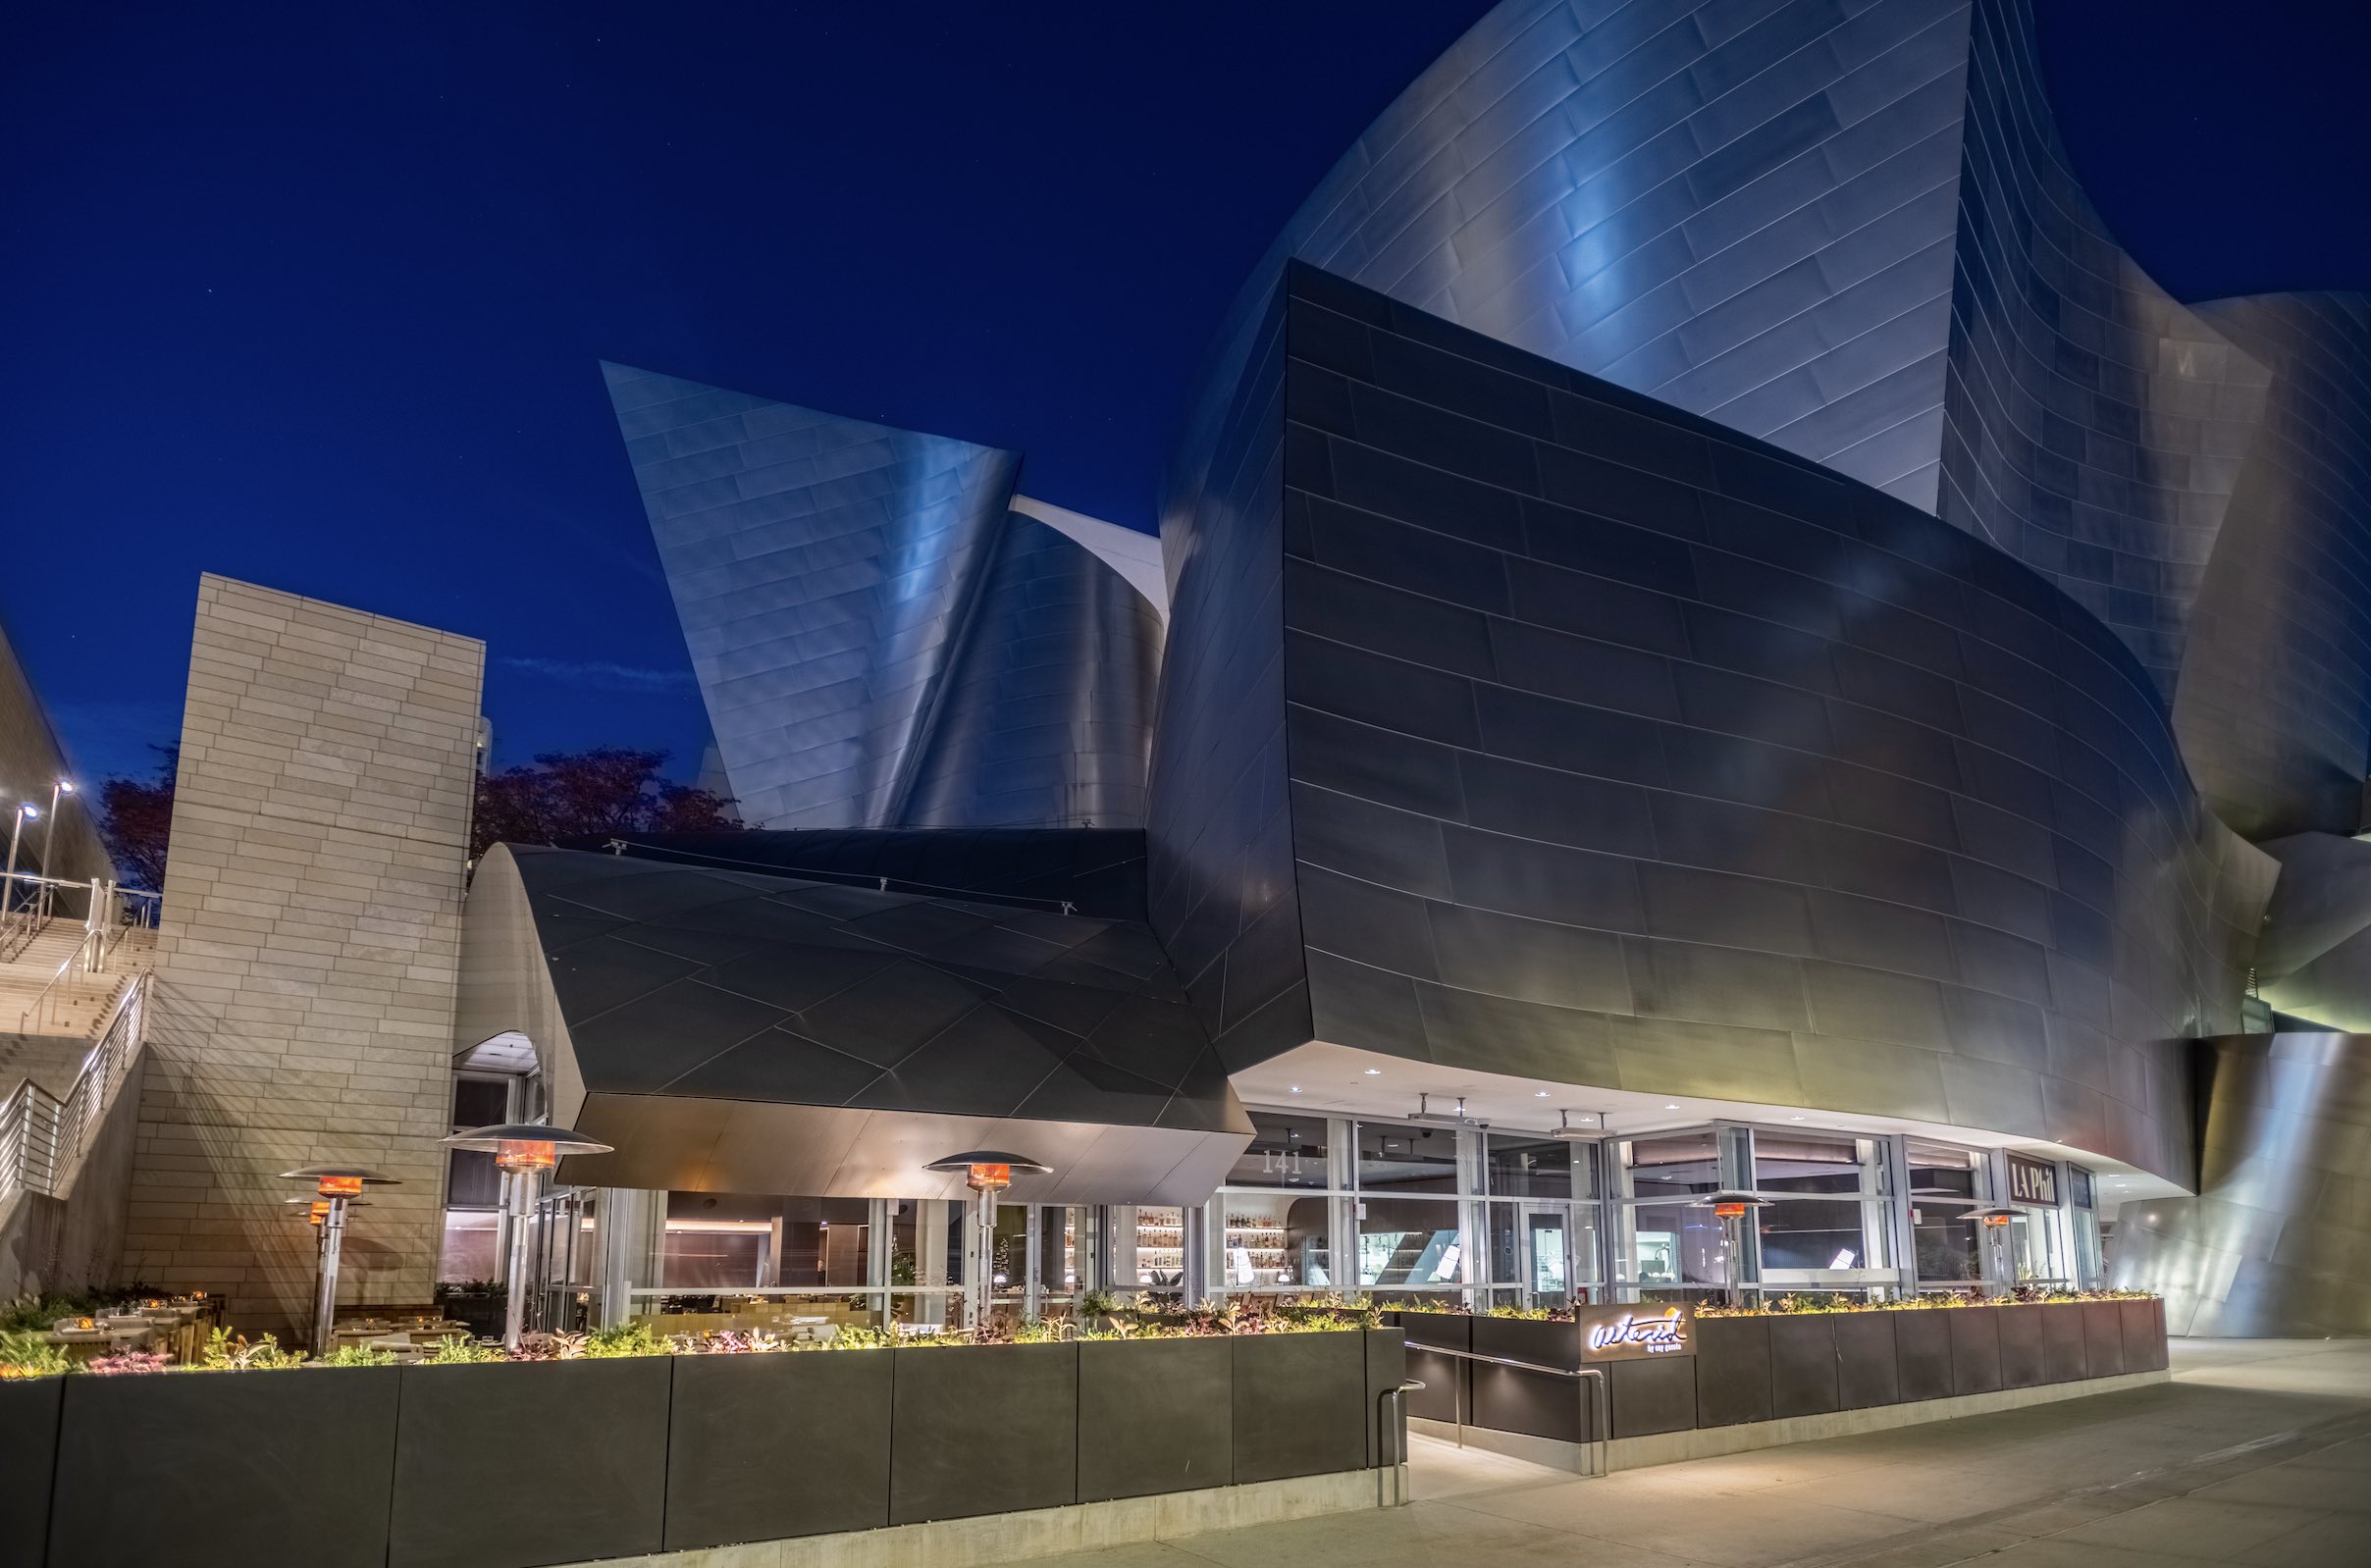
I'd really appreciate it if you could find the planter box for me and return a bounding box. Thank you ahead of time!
[1609,1354,1697,1437]
[1997,1303,2047,1388]
[2122,1297,2169,1373]
[1833,1312,1898,1410]
[1948,1307,2003,1396]
[1768,1316,1839,1419]
[665,1348,893,1550]
[391,1357,671,1568]
[1233,1330,1366,1483]
[1388,1311,1471,1426]
[1080,1335,1232,1502]
[0,1376,62,1568]
[2041,1303,2089,1383]
[891,1340,1078,1525]
[2082,1301,2128,1378]
[51,1366,399,1568]
[1894,1309,1953,1402]
[1695,1316,1771,1429]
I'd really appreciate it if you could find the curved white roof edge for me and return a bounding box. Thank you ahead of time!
[1010,494,1167,620]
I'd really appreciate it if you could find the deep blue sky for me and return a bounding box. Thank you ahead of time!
[6,1,2366,787]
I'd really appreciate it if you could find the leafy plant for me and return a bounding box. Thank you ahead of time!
[85,1349,171,1375]
[0,1329,70,1379]
[322,1343,398,1368]
[424,1335,503,1364]
[197,1328,304,1370]
[580,1322,669,1358]
[1080,1289,1118,1318]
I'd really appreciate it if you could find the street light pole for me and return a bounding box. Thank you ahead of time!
[38,780,72,919]
[3,803,38,928]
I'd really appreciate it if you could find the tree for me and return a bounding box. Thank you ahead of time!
[98,746,177,891]
[472,747,738,858]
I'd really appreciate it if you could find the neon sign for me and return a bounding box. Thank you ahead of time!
[1582,1306,1690,1357]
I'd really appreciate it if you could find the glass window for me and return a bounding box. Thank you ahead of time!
[2069,1165,2096,1209]
[1757,1200,1882,1273]
[447,1148,501,1210]
[1485,1201,1592,1305]
[1225,1111,1330,1188]
[438,1210,501,1282]
[1614,1200,1728,1291]
[1754,1132,1879,1195]
[1907,1138,1987,1283]
[1356,1122,1459,1193]
[1623,1131,1721,1198]
[451,1075,509,1127]
[1486,1133,1570,1198]
[1356,1196,1465,1286]
[1220,1193,1332,1288]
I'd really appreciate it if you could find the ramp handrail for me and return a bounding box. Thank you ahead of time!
[0,971,148,1203]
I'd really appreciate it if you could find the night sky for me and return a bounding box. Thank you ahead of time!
[7,1,2365,788]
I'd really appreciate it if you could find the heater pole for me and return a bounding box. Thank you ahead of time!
[313,1194,347,1353]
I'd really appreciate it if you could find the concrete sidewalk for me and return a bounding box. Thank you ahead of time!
[1007,1339,2371,1568]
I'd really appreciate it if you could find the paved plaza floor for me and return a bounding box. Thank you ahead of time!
[1015,1339,2371,1568]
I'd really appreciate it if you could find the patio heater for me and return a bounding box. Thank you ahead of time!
[1694,1189,1772,1308]
[441,1124,613,1350]
[280,1165,397,1353]
[923,1150,1051,1332]
[1968,1205,2021,1296]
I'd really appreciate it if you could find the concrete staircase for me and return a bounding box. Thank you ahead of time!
[0,923,154,1095]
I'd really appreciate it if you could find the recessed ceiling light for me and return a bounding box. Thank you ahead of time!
[1289,1086,1301,1093]
[1665,1104,1678,1110]
[1364,1069,1382,1075]
[1789,1116,1804,1121]
[1534,1090,1550,1097]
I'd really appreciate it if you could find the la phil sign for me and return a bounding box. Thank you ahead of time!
[1573,1304,1694,1360]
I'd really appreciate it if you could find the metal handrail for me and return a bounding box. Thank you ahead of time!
[0,909,50,963]
[1405,1341,1609,1478]
[0,972,147,1204]
[1376,1379,1423,1505]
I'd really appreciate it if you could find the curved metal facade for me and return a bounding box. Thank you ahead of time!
[902,514,1164,829]
[2112,1032,2371,1336]
[1936,0,2271,693]
[2171,295,2371,840]
[604,364,1160,831]
[1183,0,2281,700]
[1151,264,2272,1181]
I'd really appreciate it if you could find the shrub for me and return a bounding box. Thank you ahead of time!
[196,1328,304,1370]
[0,1329,70,1379]
[424,1335,503,1364]
[322,1342,398,1368]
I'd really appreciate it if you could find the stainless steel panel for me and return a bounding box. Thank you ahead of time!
[2116,1032,2371,1337]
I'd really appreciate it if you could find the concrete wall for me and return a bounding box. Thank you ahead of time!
[124,575,484,1337]
[0,1048,145,1300]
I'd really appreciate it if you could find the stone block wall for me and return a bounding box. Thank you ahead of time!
[124,576,483,1337]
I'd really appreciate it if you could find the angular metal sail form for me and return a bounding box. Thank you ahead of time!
[454,843,1249,1203]
[604,363,1159,831]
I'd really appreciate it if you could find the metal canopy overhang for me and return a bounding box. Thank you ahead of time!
[557,1092,1244,1206]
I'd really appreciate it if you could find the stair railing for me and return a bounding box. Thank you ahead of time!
[0,972,148,1204]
